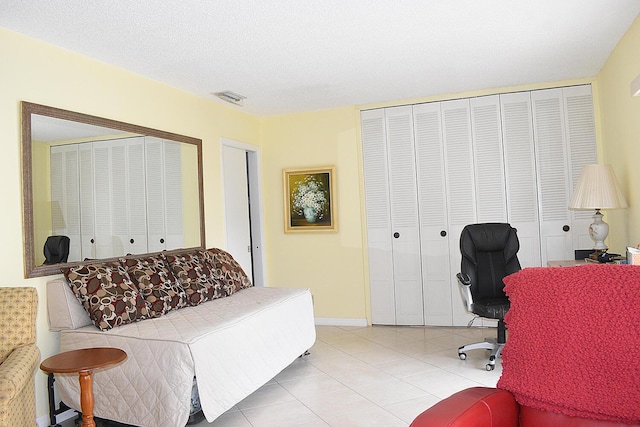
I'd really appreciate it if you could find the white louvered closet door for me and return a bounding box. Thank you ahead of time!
[385,106,424,325]
[79,143,95,260]
[441,99,476,326]
[413,103,452,326]
[563,85,598,251]
[471,95,508,224]
[532,88,573,264]
[361,109,395,325]
[500,92,541,268]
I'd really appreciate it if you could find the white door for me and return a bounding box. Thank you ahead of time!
[222,144,253,281]
[500,91,541,268]
[361,109,396,325]
[532,88,574,264]
[385,106,424,325]
[413,102,452,326]
[441,99,477,326]
[563,85,598,250]
[532,86,597,264]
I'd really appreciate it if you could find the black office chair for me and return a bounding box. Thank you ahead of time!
[43,235,70,264]
[456,223,520,371]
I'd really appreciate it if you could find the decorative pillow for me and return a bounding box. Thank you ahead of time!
[164,252,223,306]
[199,248,253,296]
[120,255,187,317]
[63,262,150,331]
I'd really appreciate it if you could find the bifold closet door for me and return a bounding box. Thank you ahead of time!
[532,86,597,265]
[361,109,395,324]
[440,99,477,326]
[385,106,424,325]
[500,92,541,268]
[413,103,452,326]
[361,107,424,325]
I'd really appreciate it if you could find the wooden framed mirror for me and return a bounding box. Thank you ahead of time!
[22,102,205,278]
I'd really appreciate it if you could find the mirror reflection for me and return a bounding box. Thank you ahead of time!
[22,102,205,278]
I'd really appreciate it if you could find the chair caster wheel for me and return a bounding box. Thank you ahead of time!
[458,352,466,360]
[486,363,495,371]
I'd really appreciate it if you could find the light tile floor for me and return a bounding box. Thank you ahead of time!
[61,325,501,427]
[194,325,502,427]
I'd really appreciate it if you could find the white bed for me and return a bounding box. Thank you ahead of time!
[47,278,316,427]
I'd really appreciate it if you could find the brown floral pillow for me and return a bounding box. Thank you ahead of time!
[63,262,150,331]
[120,255,187,317]
[164,252,223,306]
[199,248,253,296]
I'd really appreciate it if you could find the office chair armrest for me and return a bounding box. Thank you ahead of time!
[456,273,474,313]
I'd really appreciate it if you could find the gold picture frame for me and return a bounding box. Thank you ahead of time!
[284,166,337,233]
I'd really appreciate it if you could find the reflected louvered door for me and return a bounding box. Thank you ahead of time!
[413,103,452,326]
[385,106,423,325]
[50,145,81,262]
[79,143,95,260]
[563,85,598,250]
[163,141,184,249]
[109,140,129,256]
[126,137,148,255]
[500,92,541,267]
[145,137,167,252]
[532,88,573,264]
[93,143,113,258]
[441,99,476,326]
[361,109,395,324]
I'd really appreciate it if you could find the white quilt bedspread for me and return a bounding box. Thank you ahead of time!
[55,286,316,427]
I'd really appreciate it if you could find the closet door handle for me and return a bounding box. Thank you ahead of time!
[90,238,94,244]
[393,232,400,239]
[160,238,165,244]
[562,225,570,232]
[440,230,447,237]
[130,239,135,244]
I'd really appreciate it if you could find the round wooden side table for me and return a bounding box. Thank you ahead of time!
[40,347,127,427]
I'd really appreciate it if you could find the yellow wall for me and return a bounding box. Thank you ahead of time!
[596,15,640,252]
[0,27,260,420]
[261,107,369,321]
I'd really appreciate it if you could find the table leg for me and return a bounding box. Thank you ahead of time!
[78,371,95,427]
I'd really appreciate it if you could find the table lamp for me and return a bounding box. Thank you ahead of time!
[569,164,628,252]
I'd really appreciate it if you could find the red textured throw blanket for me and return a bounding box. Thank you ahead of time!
[498,265,640,424]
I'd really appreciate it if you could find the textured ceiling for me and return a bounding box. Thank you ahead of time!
[2,1,639,116]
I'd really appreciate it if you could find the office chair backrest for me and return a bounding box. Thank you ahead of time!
[460,223,520,301]
[44,235,70,264]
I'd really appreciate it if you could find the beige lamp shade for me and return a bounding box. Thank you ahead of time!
[569,164,628,210]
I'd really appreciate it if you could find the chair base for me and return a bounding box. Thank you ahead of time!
[458,338,505,371]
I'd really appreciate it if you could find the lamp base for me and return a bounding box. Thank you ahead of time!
[588,209,609,251]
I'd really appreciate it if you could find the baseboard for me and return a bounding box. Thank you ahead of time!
[36,408,76,427]
[314,317,368,327]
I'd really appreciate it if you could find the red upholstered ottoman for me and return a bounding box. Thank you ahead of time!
[410,387,518,427]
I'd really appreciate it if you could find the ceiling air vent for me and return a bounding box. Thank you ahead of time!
[213,91,246,106]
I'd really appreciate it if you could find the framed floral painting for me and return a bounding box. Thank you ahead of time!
[283,166,337,233]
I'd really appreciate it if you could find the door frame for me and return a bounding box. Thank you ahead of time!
[220,138,267,287]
